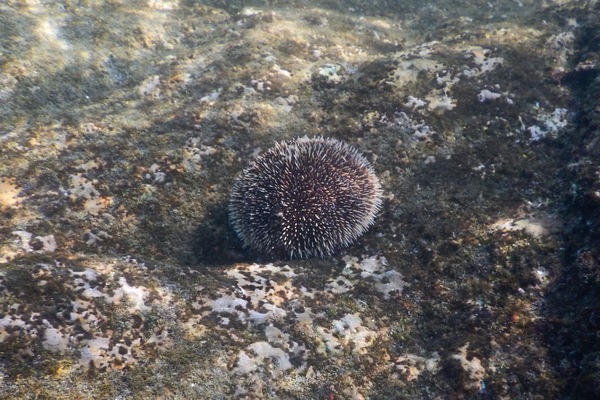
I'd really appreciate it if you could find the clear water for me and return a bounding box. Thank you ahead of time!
[1,1,598,398]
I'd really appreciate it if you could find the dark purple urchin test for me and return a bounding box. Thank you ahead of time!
[229,136,382,259]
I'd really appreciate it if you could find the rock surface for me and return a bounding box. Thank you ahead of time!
[1,0,599,398]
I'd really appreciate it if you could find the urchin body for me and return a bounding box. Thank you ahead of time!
[229,136,382,259]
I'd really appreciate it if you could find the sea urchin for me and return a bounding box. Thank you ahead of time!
[229,136,382,259]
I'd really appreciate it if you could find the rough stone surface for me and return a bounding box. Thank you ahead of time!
[1,0,599,399]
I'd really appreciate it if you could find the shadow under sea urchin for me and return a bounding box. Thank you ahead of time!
[229,136,382,259]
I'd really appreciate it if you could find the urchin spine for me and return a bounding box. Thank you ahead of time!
[229,136,382,259]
